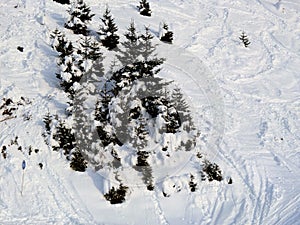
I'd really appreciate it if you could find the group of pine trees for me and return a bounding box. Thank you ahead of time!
[46,0,225,203]
[61,0,173,44]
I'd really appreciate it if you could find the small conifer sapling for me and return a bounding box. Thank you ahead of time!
[160,23,174,44]
[239,31,251,47]
[65,0,95,35]
[137,0,152,17]
[98,7,120,50]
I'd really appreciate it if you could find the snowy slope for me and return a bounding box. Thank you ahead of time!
[0,0,300,224]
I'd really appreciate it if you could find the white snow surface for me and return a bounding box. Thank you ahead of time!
[0,0,299,224]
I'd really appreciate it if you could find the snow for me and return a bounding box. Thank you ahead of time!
[0,0,300,224]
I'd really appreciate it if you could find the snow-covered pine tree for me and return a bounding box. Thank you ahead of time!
[98,7,119,50]
[50,29,64,50]
[51,116,88,172]
[76,36,102,73]
[138,78,172,118]
[77,36,102,61]
[111,26,164,95]
[65,0,95,36]
[52,119,76,158]
[239,31,251,47]
[116,20,141,67]
[50,29,74,64]
[57,55,84,99]
[43,112,52,134]
[164,105,181,134]
[70,148,87,172]
[137,0,152,17]
[131,117,149,150]
[93,81,123,149]
[158,87,181,134]
[104,183,128,204]
[203,160,223,182]
[171,87,195,132]
[95,82,112,123]
[159,22,173,44]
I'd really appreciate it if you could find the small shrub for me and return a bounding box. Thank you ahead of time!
[1,146,7,159]
[137,0,151,17]
[70,149,87,172]
[43,112,52,134]
[189,174,197,192]
[104,184,128,204]
[53,0,70,4]
[160,23,173,44]
[200,171,206,181]
[17,46,24,52]
[28,145,32,155]
[203,160,223,182]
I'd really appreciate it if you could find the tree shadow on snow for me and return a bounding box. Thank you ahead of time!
[87,169,105,195]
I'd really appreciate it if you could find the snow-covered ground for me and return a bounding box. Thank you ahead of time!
[0,0,299,224]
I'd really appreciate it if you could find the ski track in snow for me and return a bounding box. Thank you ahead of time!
[0,0,300,224]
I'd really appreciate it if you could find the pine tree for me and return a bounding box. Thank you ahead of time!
[171,87,194,132]
[50,29,64,50]
[95,82,112,123]
[137,0,152,17]
[57,55,84,99]
[50,29,74,62]
[132,117,149,150]
[139,27,165,74]
[43,112,52,134]
[139,26,157,61]
[76,36,102,73]
[203,160,223,182]
[77,36,102,61]
[98,7,119,50]
[160,88,181,133]
[53,120,76,158]
[111,27,164,95]
[239,31,251,47]
[65,0,95,35]
[104,183,128,204]
[116,20,141,67]
[160,22,173,44]
[189,174,197,192]
[139,77,171,118]
[70,148,87,172]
